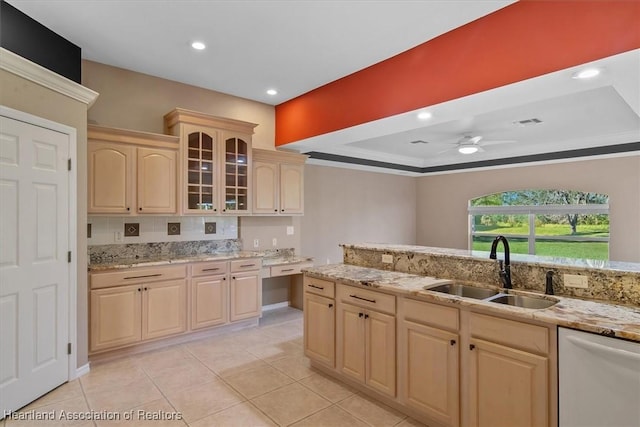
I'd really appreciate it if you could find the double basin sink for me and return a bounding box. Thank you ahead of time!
[425,283,558,309]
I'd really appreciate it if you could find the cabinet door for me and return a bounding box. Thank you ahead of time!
[280,163,304,214]
[90,284,141,352]
[88,141,134,214]
[222,134,251,214]
[468,338,548,427]
[184,127,218,213]
[137,147,177,214]
[142,279,187,340]
[401,320,459,426]
[253,160,278,214]
[191,275,228,330]
[304,293,335,367]
[229,272,261,321]
[366,310,396,397]
[337,302,366,383]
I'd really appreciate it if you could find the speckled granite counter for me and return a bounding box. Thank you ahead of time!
[303,263,640,342]
[88,251,262,271]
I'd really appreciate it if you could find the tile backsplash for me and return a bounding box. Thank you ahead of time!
[88,216,238,245]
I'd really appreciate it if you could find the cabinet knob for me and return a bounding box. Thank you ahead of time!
[450,339,456,346]
[223,277,226,281]
[223,209,226,212]
[469,344,476,351]
[139,207,142,211]
[328,303,333,308]
[281,209,284,212]
[232,276,235,280]
[214,209,217,212]
[364,314,369,319]
[144,287,148,291]
[358,313,363,318]
[127,207,130,211]
[274,209,278,212]
[137,288,141,292]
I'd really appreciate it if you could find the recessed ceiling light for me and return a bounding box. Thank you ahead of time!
[572,68,600,79]
[191,41,206,50]
[458,146,479,154]
[417,111,432,120]
[266,89,278,96]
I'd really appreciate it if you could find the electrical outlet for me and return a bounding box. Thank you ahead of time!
[253,239,259,248]
[114,231,123,243]
[286,226,294,235]
[382,254,393,264]
[564,274,588,289]
[272,238,277,247]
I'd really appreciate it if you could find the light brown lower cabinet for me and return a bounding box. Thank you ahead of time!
[336,299,396,397]
[90,279,187,353]
[191,274,228,330]
[304,292,335,367]
[229,271,261,322]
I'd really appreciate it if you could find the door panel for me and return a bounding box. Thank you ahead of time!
[366,310,396,397]
[137,147,177,213]
[304,293,335,367]
[337,303,365,383]
[0,116,70,414]
[143,279,187,340]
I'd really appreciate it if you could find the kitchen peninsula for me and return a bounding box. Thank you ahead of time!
[302,243,640,427]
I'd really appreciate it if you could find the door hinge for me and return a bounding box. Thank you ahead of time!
[68,158,71,171]
[68,251,71,263]
[67,343,72,355]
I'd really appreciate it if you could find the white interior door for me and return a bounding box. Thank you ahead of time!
[0,114,71,414]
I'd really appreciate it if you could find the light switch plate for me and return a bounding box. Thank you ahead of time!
[382,254,393,264]
[564,274,588,289]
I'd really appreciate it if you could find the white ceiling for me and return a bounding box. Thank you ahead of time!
[8,0,639,174]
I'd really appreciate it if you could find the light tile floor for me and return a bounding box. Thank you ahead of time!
[3,307,427,427]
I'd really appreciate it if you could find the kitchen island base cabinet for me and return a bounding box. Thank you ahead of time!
[303,292,335,367]
[336,284,396,398]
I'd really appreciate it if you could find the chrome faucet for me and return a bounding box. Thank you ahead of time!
[489,235,512,289]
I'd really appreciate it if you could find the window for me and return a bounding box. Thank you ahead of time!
[469,190,609,260]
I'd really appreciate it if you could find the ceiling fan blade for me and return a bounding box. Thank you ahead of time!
[480,139,516,146]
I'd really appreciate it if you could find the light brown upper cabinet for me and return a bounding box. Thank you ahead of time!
[88,125,179,215]
[252,149,307,215]
[164,108,257,215]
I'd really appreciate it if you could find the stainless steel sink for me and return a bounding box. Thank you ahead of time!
[488,294,558,309]
[425,283,499,300]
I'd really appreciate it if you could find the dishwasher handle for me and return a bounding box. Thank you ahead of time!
[567,335,640,369]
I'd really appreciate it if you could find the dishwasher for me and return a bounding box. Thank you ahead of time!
[559,327,640,427]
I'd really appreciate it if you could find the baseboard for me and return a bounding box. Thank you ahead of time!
[262,301,290,311]
[75,363,90,378]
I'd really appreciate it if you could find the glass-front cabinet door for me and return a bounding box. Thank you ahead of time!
[223,136,250,213]
[186,130,217,212]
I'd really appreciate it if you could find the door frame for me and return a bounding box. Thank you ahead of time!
[1,105,78,381]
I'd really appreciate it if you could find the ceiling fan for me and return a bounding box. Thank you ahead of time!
[439,134,516,155]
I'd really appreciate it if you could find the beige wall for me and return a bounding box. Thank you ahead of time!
[416,156,640,263]
[81,60,275,149]
[301,164,418,265]
[1,69,90,367]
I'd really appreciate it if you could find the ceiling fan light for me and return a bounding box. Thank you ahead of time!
[458,146,478,154]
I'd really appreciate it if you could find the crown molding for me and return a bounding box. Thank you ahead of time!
[1,47,99,107]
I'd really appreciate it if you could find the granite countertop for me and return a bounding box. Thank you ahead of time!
[303,263,640,342]
[89,252,314,272]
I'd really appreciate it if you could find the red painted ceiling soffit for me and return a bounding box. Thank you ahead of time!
[274,0,640,146]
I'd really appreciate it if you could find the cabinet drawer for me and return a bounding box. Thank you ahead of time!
[304,276,335,298]
[191,261,228,277]
[337,283,395,315]
[401,298,458,331]
[90,265,187,289]
[270,262,313,277]
[469,312,549,355]
[230,258,261,272]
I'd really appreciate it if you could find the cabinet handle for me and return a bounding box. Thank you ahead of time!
[139,207,142,211]
[469,344,476,350]
[143,287,148,291]
[358,312,363,318]
[232,276,236,280]
[202,268,220,272]
[280,268,295,272]
[214,209,217,212]
[328,303,333,308]
[223,209,226,212]
[137,288,141,292]
[274,209,278,212]
[450,339,456,346]
[281,209,284,212]
[240,264,256,268]
[126,207,130,211]
[124,273,161,280]
[308,284,324,290]
[223,277,226,281]
[349,294,376,304]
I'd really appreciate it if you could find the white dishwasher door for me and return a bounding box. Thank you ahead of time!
[559,327,640,427]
